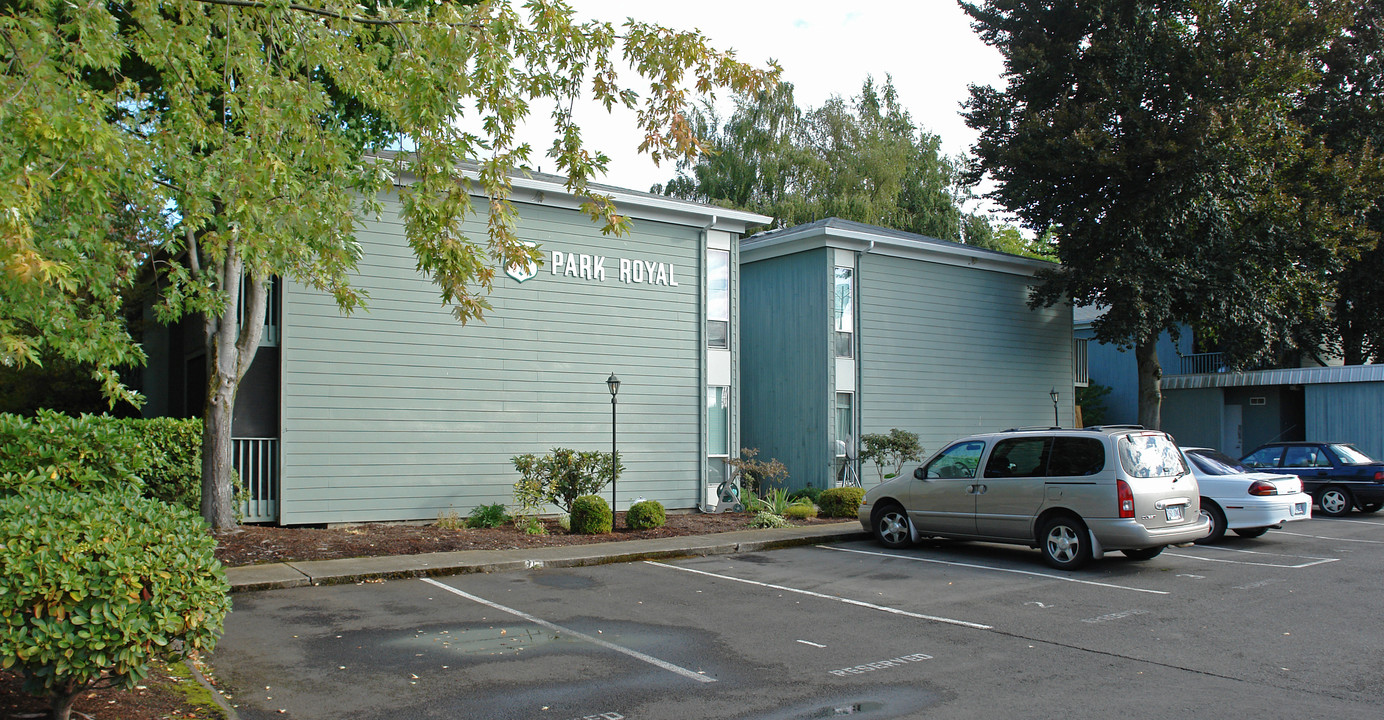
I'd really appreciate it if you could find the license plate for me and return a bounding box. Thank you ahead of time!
[1292,502,1307,516]
[1165,505,1184,522]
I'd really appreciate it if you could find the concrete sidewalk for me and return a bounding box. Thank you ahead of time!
[227,521,869,592]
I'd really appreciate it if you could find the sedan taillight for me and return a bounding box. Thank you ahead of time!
[1117,479,1135,518]
[1374,470,1384,481]
[1248,480,1278,497]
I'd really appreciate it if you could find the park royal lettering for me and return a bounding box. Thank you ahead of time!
[548,251,679,287]
[829,653,933,676]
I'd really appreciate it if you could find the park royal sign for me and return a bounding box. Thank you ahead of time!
[509,249,681,287]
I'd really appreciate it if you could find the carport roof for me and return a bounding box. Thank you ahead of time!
[1163,364,1384,390]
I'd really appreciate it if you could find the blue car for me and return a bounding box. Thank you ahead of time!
[1240,442,1384,517]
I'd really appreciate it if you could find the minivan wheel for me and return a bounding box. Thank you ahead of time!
[1038,515,1092,570]
[1122,546,1165,561]
[871,502,912,549]
[1318,486,1353,517]
[1195,500,1227,545]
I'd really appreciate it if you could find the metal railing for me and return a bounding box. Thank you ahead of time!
[1073,338,1090,387]
[1177,352,1227,375]
[234,437,279,522]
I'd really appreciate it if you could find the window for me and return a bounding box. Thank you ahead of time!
[1242,446,1283,468]
[1117,433,1186,478]
[924,441,986,479]
[707,386,729,458]
[984,438,1051,478]
[834,392,853,457]
[707,250,730,348]
[834,267,853,358]
[1283,446,1331,469]
[1047,437,1106,476]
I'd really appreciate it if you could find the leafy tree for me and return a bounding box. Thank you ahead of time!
[961,212,1054,259]
[1,0,776,530]
[962,0,1382,428]
[859,428,925,483]
[658,77,968,238]
[1303,0,1384,364]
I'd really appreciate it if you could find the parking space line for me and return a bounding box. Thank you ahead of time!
[644,561,992,629]
[1321,518,1384,527]
[420,578,716,684]
[1272,530,1384,545]
[822,546,1169,595]
[1163,545,1337,568]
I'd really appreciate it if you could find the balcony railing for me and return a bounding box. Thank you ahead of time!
[1073,338,1090,387]
[1177,352,1227,375]
[234,437,279,522]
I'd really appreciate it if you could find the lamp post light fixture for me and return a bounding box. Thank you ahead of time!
[1049,387,1060,427]
[607,373,621,513]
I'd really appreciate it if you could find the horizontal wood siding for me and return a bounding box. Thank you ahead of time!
[1306,383,1384,460]
[858,252,1073,480]
[279,197,706,524]
[741,250,831,491]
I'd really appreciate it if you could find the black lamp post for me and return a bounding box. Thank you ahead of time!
[607,373,621,512]
[1049,387,1060,427]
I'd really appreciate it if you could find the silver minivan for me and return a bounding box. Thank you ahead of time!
[857,426,1212,569]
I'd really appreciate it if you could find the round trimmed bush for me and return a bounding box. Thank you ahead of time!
[570,494,613,534]
[626,500,666,530]
[818,487,866,518]
[0,489,230,719]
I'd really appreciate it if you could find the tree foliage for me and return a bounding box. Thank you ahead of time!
[657,77,973,239]
[1,0,776,529]
[962,0,1383,426]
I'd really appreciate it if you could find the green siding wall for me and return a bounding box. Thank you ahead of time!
[741,249,832,491]
[278,195,709,524]
[1307,382,1384,460]
[857,251,1073,479]
[1161,388,1225,449]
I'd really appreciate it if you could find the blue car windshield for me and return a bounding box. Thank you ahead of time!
[1328,444,1378,465]
[1187,449,1246,476]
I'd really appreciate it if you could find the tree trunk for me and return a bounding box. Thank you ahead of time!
[199,241,268,531]
[48,678,82,720]
[1135,339,1163,430]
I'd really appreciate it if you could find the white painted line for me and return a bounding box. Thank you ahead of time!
[421,578,715,684]
[644,561,992,629]
[821,545,1169,595]
[1163,551,1338,568]
[797,640,826,648]
[1270,530,1384,545]
[1322,518,1384,527]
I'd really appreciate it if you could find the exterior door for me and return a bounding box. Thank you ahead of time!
[910,440,986,536]
[975,437,1052,539]
[1222,404,1243,457]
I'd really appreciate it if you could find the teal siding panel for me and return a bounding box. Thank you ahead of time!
[278,195,707,524]
[741,249,832,491]
[1161,389,1225,449]
[1306,383,1384,460]
[857,252,1073,482]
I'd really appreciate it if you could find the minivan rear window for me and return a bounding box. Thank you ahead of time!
[1117,433,1186,478]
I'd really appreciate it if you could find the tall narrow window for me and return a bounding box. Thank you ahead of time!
[708,250,730,348]
[835,392,855,486]
[708,386,730,482]
[834,267,853,358]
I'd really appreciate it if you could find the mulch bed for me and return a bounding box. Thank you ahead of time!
[214,511,844,567]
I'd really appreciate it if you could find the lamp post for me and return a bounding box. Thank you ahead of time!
[1049,387,1060,427]
[607,373,621,513]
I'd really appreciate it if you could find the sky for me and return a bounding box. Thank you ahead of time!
[530,1,1009,198]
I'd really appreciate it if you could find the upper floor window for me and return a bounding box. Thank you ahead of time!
[708,250,730,348]
[834,267,853,358]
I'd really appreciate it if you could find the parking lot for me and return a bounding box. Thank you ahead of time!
[215,514,1384,719]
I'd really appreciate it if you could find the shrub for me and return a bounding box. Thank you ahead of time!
[788,486,822,505]
[0,412,202,512]
[569,495,612,534]
[512,448,622,513]
[860,429,925,483]
[784,502,818,520]
[726,448,788,496]
[818,487,866,518]
[0,489,231,720]
[749,511,791,528]
[515,516,547,535]
[626,500,666,530]
[466,503,511,529]
[750,487,793,515]
[436,507,463,530]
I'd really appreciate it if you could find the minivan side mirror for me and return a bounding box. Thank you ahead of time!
[913,467,926,480]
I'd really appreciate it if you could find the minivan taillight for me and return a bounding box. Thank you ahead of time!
[1248,480,1277,496]
[1117,479,1135,518]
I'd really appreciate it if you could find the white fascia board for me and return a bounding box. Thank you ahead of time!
[387,163,770,234]
[742,224,1055,278]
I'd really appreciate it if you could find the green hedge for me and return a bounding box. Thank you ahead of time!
[0,489,230,711]
[818,487,866,518]
[570,495,612,534]
[626,500,666,530]
[0,411,201,512]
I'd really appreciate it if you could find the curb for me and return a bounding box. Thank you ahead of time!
[226,524,868,592]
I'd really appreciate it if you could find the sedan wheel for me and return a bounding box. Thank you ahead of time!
[1360,502,1383,514]
[871,503,912,549]
[1195,500,1227,545]
[1038,515,1091,570]
[1233,527,1269,538]
[1318,486,1353,517]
